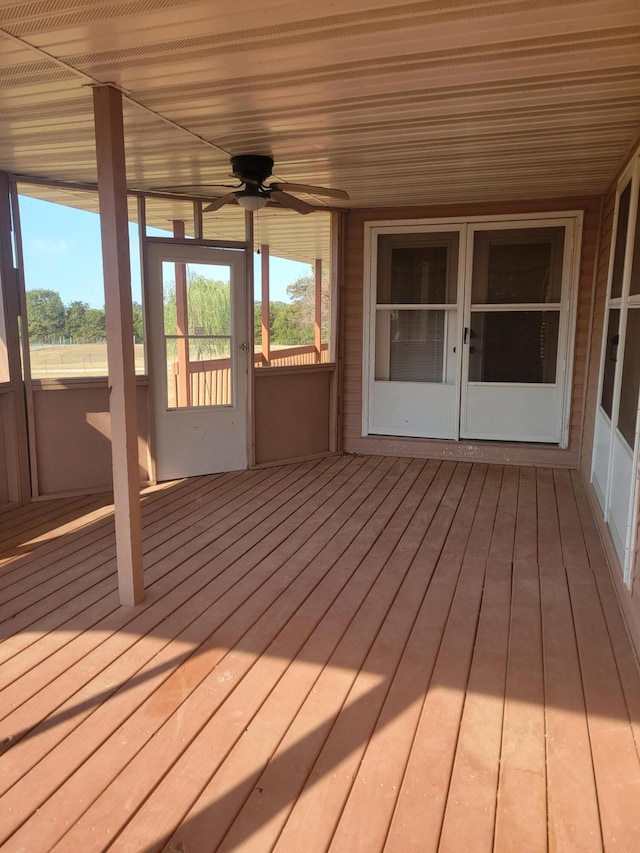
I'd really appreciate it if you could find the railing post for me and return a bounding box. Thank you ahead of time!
[315,258,323,363]
[173,220,190,406]
[261,244,270,366]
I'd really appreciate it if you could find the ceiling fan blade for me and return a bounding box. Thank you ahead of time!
[203,193,237,213]
[269,190,315,214]
[153,183,239,192]
[272,182,349,200]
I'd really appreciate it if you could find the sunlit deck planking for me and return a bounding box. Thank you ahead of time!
[0,456,639,852]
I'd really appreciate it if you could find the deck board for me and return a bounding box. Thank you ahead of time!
[0,463,316,711]
[494,466,547,852]
[553,470,640,848]
[0,457,639,852]
[106,456,423,852]
[536,468,601,851]
[0,455,369,837]
[438,465,517,852]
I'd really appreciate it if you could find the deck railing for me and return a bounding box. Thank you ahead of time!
[173,343,329,407]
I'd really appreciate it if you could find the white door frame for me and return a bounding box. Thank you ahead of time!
[363,212,582,447]
[146,240,249,481]
[459,216,579,445]
[363,223,467,439]
[591,149,640,586]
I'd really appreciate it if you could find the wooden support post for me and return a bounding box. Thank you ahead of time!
[0,178,13,386]
[314,257,323,362]
[173,220,190,406]
[93,84,144,606]
[246,210,256,467]
[193,201,203,240]
[0,173,31,502]
[136,196,156,484]
[261,244,270,365]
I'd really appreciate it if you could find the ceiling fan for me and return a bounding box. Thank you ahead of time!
[158,154,349,215]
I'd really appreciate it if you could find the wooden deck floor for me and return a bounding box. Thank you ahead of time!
[1,456,639,852]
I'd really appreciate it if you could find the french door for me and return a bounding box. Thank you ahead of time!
[365,215,580,445]
[146,241,249,481]
[591,152,640,583]
[460,223,571,442]
[369,228,462,438]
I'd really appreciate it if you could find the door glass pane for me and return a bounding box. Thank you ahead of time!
[375,309,447,382]
[611,182,631,299]
[162,261,232,408]
[618,308,640,449]
[468,311,559,383]
[374,232,458,385]
[377,233,458,304]
[601,308,620,418]
[471,227,565,304]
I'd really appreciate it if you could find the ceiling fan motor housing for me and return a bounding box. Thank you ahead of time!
[230,154,274,185]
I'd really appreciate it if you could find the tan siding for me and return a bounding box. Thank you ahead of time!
[254,366,334,465]
[342,196,602,466]
[30,381,151,496]
[0,392,11,505]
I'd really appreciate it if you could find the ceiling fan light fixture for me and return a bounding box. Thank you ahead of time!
[235,187,268,211]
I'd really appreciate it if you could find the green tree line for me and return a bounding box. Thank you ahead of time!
[26,269,328,348]
[25,289,144,344]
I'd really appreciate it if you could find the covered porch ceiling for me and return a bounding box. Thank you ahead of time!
[1,0,640,262]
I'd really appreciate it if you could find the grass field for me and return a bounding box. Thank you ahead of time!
[29,343,146,378]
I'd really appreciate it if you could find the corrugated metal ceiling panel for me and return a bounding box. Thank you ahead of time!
[1,0,639,258]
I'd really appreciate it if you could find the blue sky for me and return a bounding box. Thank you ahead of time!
[18,195,310,307]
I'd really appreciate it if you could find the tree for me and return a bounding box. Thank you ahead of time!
[26,289,65,342]
[81,308,106,341]
[254,302,263,345]
[255,270,332,348]
[270,300,312,345]
[286,270,331,338]
[264,270,331,346]
[63,300,109,342]
[186,273,231,337]
[65,300,90,340]
[163,280,177,333]
[163,273,231,358]
[132,301,144,343]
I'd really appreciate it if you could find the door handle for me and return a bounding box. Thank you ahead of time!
[463,327,470,344]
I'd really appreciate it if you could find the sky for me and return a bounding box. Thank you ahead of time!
[17,195,311,308]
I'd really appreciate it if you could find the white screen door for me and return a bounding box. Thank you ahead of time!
[365,216,578,445]
[460,224,570,443]
[368,228,463,439]
[147,242,248,480]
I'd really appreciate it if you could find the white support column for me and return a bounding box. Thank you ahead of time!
[93,84,144,605]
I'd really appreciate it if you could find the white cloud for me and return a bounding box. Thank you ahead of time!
[33,239,70,253]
